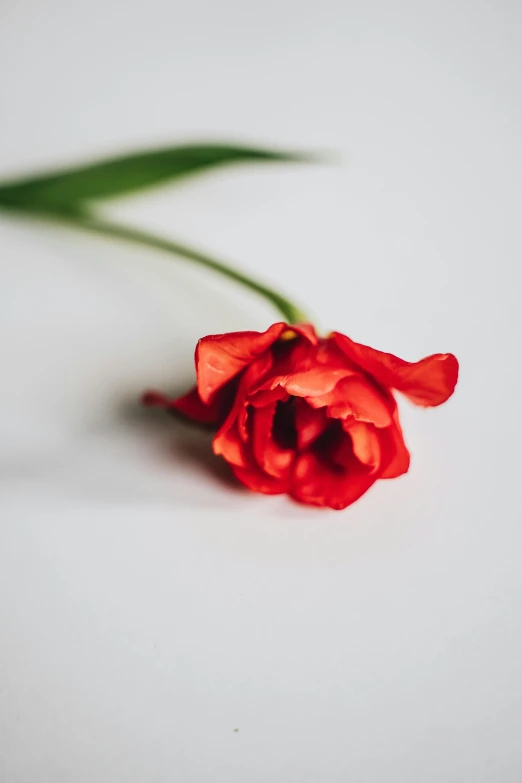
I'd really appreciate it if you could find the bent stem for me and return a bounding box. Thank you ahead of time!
[3,203,309,325]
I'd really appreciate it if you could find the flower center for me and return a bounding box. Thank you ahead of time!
[312,420,347,473]
[272,399,298,450]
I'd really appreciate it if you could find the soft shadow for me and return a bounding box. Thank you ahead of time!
[115,394,245,492]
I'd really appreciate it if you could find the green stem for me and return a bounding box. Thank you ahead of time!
[3,203,309,324]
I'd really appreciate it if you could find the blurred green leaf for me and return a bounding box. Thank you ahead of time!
[0,143,308,209]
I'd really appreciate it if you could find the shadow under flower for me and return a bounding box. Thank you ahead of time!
[115,394,245,493]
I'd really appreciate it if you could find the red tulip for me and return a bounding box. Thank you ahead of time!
[143,323,458,510]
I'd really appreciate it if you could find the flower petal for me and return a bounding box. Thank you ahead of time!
[142,386,221,425]
[283,367,356,397]
[251,403,295,478]
[286,323,319,345]
[291,450,377,510]
[326,376,393,428]
[250,335,352,399]
[232,457,290,496]
[196,322,286,404]
[213,351,273,462]
[379,412,411,479]
[237,403,250,442]
[331,332,459,407]
[343,419,382,471]
[294,401,329,450]
[248,386,290,408]
[212,423,247,468]
[257,367,355,400]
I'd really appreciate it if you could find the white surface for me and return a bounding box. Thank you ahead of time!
[1,1,521,781]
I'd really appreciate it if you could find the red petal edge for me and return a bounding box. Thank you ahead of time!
[331,332,459,407]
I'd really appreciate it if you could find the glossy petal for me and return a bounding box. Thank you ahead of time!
[331,332,459,407]
[196,322,286,403]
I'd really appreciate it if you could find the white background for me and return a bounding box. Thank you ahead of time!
[1,1,521,781]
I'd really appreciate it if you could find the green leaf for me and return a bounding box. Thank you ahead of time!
[0,143,307,210]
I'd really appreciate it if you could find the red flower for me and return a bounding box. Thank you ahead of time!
[143,323,458,510]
